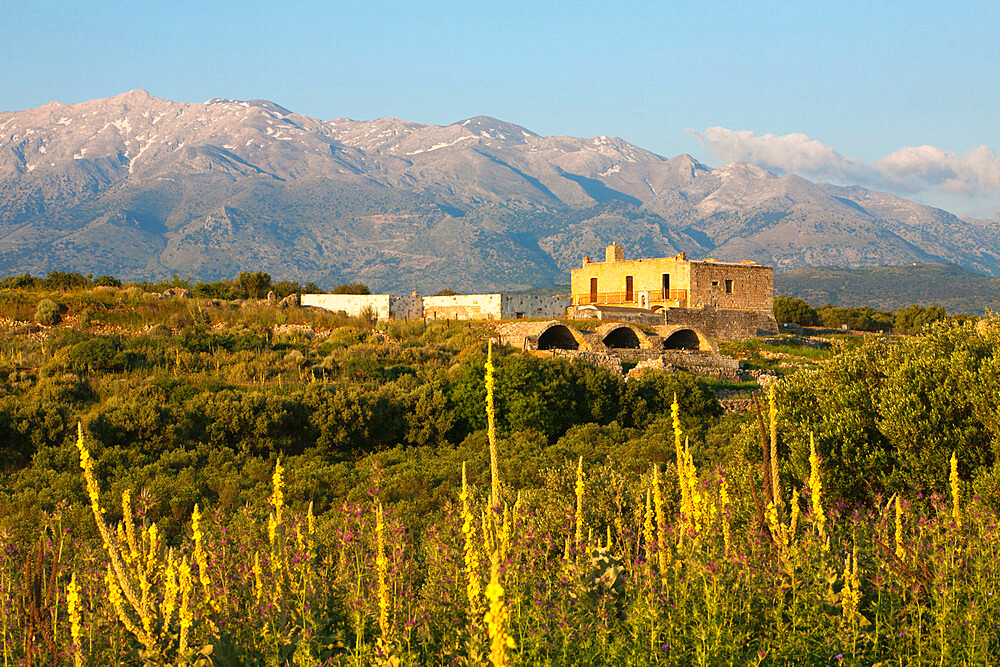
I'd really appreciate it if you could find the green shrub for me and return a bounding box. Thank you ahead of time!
[34,298,61,325]
[773,295,819,326]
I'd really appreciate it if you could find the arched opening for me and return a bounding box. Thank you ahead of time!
[537,325,580,350]
[602,326,641,349]
[663,329,702,350]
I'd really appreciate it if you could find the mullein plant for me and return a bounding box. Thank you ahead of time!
[485,339,500,509]
[74,423,212,664]
[575,456,586,553]
[808,433,828,550]
[950,451,962,528]
[769,387,782,517]
[66,573,83,667]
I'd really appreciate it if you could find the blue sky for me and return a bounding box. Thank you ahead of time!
[3,1,1000,214]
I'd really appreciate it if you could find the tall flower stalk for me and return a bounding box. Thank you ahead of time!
[808,433,827,548]
[950,451,962,528]
[485,340,500,509]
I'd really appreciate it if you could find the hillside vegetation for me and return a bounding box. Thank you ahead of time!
[2,279,1000,664]
[776,263,1000,315]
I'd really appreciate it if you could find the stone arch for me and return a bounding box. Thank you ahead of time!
[656,324,717,352]
[537,323,584,350]
[593,322,653,350]
[602,326,641,349]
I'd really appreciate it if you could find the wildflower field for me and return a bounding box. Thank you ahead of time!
[2,280,1000,665]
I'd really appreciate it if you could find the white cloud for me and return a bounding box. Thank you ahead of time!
[688,127,1000,199]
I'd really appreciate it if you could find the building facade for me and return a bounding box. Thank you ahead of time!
[302,292,569,321]
[422,294,569,320]
[300,293,423,320]
[570,243,773,313]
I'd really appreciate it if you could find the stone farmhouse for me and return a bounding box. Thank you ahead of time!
[571,243,772,313]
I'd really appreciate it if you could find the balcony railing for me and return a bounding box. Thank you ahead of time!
[572,289,688,306]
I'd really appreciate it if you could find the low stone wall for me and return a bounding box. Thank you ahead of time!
[546,349,624,375]
[611,349,665,363]
[627,352,743,382]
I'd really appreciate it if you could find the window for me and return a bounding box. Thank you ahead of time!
[662,273,670,297]
[711,281,719,288]
[625,275,633,301]
[725,279,734,294]
[590,277,598,303]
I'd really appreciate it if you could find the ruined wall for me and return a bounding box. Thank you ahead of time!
[422,294,503,320]
[422,294,570,320]
[500,295,570,319]
[389,294,424,320]
[687,261,773,312]
[301,294,391,320]
[660,307,778,340]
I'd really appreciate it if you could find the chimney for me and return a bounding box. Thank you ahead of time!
[677,252,687,261]
[582,256,591,266]
[606,243,624,263]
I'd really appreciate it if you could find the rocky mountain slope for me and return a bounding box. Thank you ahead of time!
[3,90,999,291]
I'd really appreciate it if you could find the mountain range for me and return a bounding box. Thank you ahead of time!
[3,90,1000,292]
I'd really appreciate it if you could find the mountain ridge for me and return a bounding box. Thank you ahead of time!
[2,91,1000,291]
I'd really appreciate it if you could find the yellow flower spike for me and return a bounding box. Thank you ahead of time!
[308,500,315,536]
[484,557,515,667]
[574,455,585,551]
[162,555,179,631]
[67,573,83,667]
[683,439,703,534]
[808,433,828,547]
[951,451,962,528]
[768,387,781,515]
[895,495,905,560]
[252,551,264,605]
[642,488,654,566]
[75,423,147,631]
[122,489,139,563]
[178,558,193,656]
[375,500,391,639]
[459,462,482,613]
[191,504,217,614]
[485,339,500,509]
[272,458,285,526]
[268,513,277,547]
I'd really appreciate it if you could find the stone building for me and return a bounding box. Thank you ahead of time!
[422,293,569,321]
[570,243,773,313]
[300,293,423,320]
[302,292,569,321]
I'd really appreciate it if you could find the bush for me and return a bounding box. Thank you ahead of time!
[773,296,818,326]
[236,272,272,299]
[93,275,122,287]
[34,298,61,325]
[331,283,370,295]
[895,304,948,335]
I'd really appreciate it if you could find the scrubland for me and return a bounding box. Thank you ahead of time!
[2,280,1000,665]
